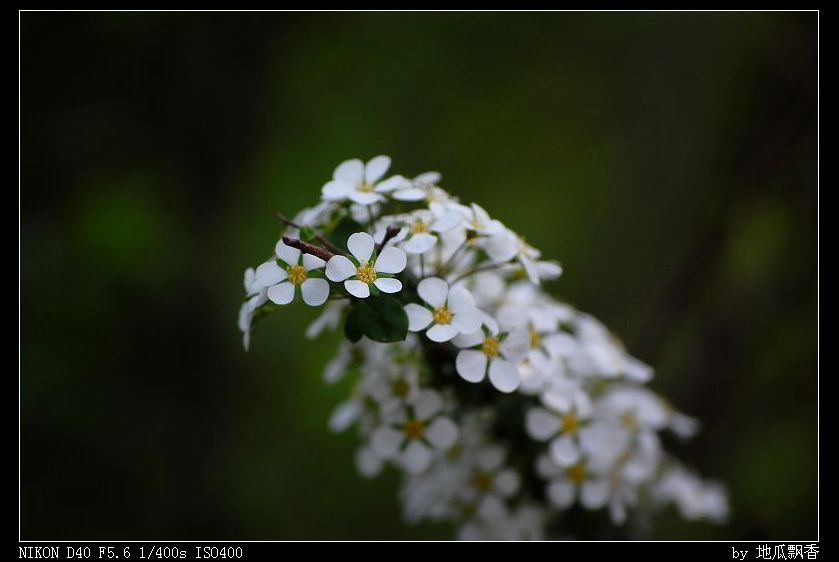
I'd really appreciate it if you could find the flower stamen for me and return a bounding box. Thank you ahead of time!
[482,337,499,358]
[287,264,308,286]
[356,263,377,284]
[433,306,453,325]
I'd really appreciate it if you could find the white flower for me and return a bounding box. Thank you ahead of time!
[453,326,529,393]
[526,378,593,467]
[238,266,269,350]
[458,203,505,236]
[459,446,521,522]
[255,240,330,306]
[388,171,442,202]
[321,155,404,206]
[536,454,609,512]
[400,209,463,255]
[483,229,562,284]
[405,278,481,343]
[370,389,459,474]
[570,314,653,382]
[654,465,729,523]
[325,232,407,298]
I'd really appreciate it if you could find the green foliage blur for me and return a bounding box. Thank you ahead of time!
[21,12,817,540]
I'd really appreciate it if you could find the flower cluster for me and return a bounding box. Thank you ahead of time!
[239,156,728,539]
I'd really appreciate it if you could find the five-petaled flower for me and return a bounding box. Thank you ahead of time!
[370,389,459,474]
[321,155,404,206]
[454,326,530,393]
[405,277,481,342]
[255,240,330,306]
[325,232,407,298]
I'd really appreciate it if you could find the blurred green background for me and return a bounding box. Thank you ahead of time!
[21,12,817,540]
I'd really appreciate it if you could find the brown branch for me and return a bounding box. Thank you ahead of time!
[275,212,344,255]
[282,236,335,263]
[377,225,402,254]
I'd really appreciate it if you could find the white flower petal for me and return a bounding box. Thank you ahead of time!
[328,400,360,433]
[275,240,301,265]
[581,480,609,509]
[456,350,487,383]
[520,255,540,284]
[325,255,356,282]
[446,286,476,313]
[412,389,443,421]
[477,495,506,521]
[488,359,521,393]
[400,440,433,475]
[373,175,404,193]
[365,155,391,184]
[427,323,458,343]
[355,446,383,478]
[402,233,436,254]
[348,191,383,206]
[476,446,505,471]
[550,435,581,467]
[392,187,426,201]
[347,232,375,263]
[547,481,576,509]
[302,253,325,271]
[495,469,521,497]
[375,246,407,274]
[453,329,484,348]
[452,310,481,334]
[267,282,295,305]
[425,417,458,449]
[500,328,530,362]
[417,277,448,308]
[301,278,329,306]
[321,180,353,201]
[526,408,561,440]
[255,261,287,286]
[344,279,370,299]
[333,158,364,183]
[538,260,563,280]
[373,277,402,294]
[370,426,403,459]
[415,171,441,185]
[431,209,463,233]
[405,304,433,331]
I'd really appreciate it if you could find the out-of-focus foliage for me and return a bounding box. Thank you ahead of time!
[21,12,816,539]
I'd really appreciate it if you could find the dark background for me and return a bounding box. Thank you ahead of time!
[21,12,818,540]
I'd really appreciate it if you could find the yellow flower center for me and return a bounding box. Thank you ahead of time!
[433,306,453,325]
[482,337,500,358]
[567,463,586,485]
[621,412,638,431]
[411,218,428,234]
[404,419,425,440]
[287,264,308,286]
[359,181,374,193]
[391,378,410,398]
[562,413,580,435]
[356,263,377,284]
[529,328,541,349]
[472,471,494,492]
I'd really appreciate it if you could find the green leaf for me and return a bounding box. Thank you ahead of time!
[328,216,364,252]
[355,294,408,343]
[299,226,317,242]
[344,306,363,343]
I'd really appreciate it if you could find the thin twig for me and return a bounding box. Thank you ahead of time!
[282,236,335,262]
[275,212,344,255]
[449,262,507,285]
[376,225,402,255]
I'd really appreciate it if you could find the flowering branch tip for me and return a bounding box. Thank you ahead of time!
[281,236,336,262]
